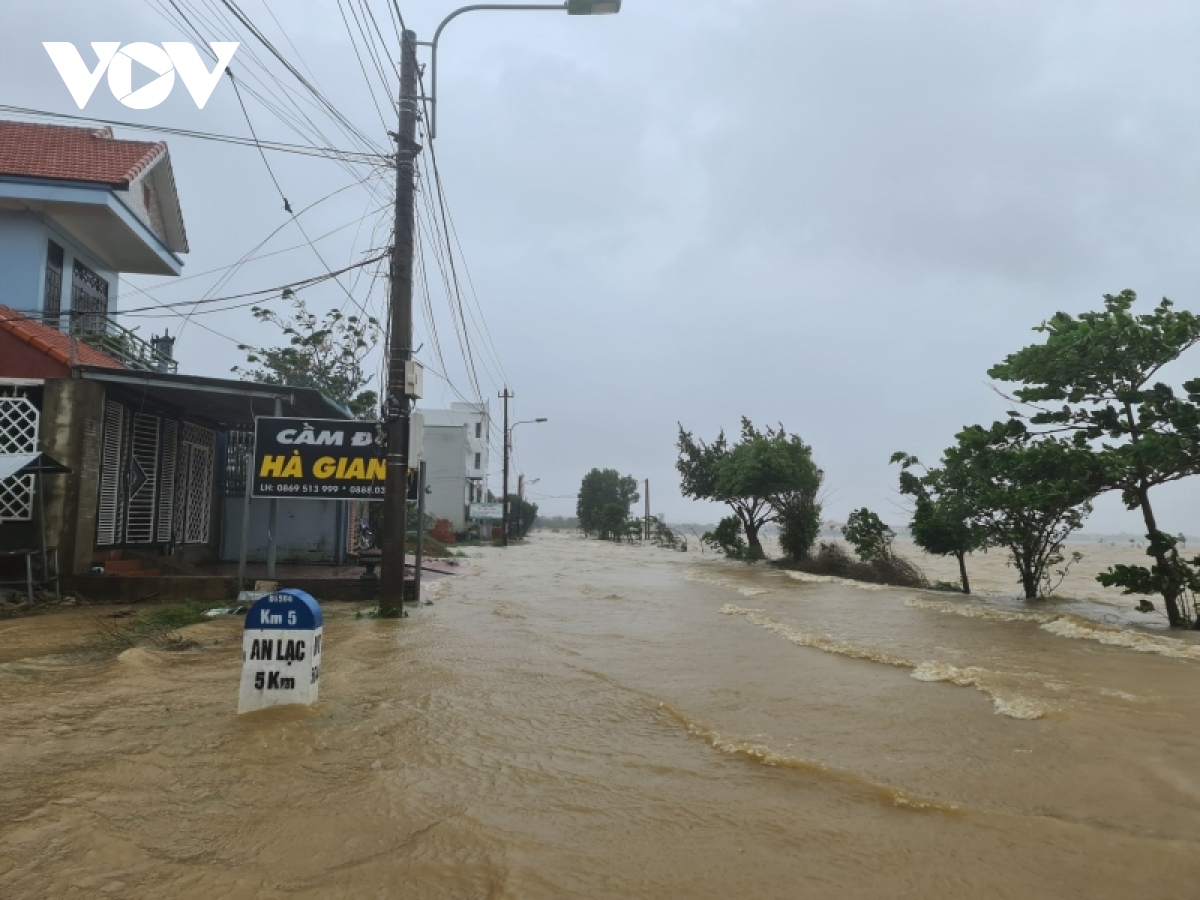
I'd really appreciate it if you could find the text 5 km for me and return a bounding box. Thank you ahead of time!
[43,42,240,110]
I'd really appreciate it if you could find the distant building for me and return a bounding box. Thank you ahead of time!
[421,402,490,532]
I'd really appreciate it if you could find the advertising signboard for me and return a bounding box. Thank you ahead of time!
[469,502,503,520]
[252,417,386,500]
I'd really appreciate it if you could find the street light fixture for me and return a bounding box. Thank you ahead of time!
[424,2,623,138]
[567,0,622,13]
[504,417,548,546]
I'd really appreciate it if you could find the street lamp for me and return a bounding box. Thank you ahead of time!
[379,3,618,613]
[424,2,623,139]
[504,417,547,546]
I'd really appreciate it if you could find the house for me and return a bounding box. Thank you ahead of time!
[0,120,187,368]
[0,122,355,588]
[0,313,353,581]
[421,402,491,532]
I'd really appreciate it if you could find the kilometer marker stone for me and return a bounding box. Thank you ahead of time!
[238,589,323,713]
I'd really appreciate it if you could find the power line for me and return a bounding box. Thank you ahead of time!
[0,105,384,165]
[117,252,389,316]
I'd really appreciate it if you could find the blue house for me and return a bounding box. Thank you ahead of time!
[0,119,187,366]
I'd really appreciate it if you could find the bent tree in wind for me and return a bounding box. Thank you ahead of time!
[990,291,1200,626]
[676,419,822,562]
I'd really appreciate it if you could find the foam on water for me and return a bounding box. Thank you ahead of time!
[1039,617,1200,661]
[783,570,891,591]
[906,596,1200,663]
[905,597,1055,624]
[721,605,1047,719]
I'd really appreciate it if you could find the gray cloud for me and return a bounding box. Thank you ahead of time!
[4,1,1200,531]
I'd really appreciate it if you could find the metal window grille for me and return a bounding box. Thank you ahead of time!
[178,423,216,545]
[71,259,109,335]
[224,429,253,495]
[124,414,161,544]
[156,420,178,543]
[96,401,126,544]
[0,393,39,522]
[44,242,63,330]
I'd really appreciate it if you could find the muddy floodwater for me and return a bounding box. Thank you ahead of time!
[3,533,1200,897]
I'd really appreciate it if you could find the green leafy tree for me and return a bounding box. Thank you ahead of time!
[702,515,748,559]
[989,291,1200,625]
[677,419,823,561]
[577,469,640,539]
[892,453,987,593]
[233,294,380,419]
[940,421,1103,600]
[505,494,539,538]
[842,508,895,563]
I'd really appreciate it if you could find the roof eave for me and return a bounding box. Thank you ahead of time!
[0,176,183,276]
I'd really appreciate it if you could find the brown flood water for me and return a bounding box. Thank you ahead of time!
[3,532,1200,898]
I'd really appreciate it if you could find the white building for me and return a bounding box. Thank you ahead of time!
[420,402,490,532]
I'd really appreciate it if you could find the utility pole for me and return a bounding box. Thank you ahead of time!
[500,387,512,547]
[644,478,650,543]
[379,28,420,617]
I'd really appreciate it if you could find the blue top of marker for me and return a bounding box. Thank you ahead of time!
[244,588,323,631]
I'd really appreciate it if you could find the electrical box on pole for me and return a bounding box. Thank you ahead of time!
[404,360,424,399]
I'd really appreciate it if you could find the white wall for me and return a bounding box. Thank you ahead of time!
[424,424,470,532]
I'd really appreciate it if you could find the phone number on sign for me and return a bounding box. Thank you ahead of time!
[258,483,384,496]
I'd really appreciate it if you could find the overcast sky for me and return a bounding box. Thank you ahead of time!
[6,1,1200,533]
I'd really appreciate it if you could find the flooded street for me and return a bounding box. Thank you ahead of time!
[3,532,1200,898]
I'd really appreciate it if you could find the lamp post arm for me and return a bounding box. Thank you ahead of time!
[425,3,567,139]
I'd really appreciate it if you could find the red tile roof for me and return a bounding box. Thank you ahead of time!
[0,306,125,370]
[0,120,165,187]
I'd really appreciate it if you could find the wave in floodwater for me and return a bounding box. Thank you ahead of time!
[655,700,960,813]
[685,568,773,597]
[721,605,1049,719]
[782,570,891,591]
[905,597,1200,662]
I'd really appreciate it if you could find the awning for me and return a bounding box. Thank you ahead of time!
[0,453,37,481]
[0,452,71,480]
[76,366,353,428]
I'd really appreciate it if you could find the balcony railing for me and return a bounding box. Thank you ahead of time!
[68,311,177,374]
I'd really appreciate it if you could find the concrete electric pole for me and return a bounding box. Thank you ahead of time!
[379,29,420,617]
[500,387,512,547]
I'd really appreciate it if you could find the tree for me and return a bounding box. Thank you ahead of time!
[989,291,1200,625]
[233,294,380,419]
[940,421,1103,600]
[505,494,539,538]
[892,453,987,593]
[577,469,639,539]
[702,515,748,559]
[677,419,822,561]
[842,508,895,563]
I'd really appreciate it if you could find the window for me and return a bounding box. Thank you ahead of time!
[475,422,482,439]
[43,241,63,329]
[72,259,109,334]
[474,452,481,470]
